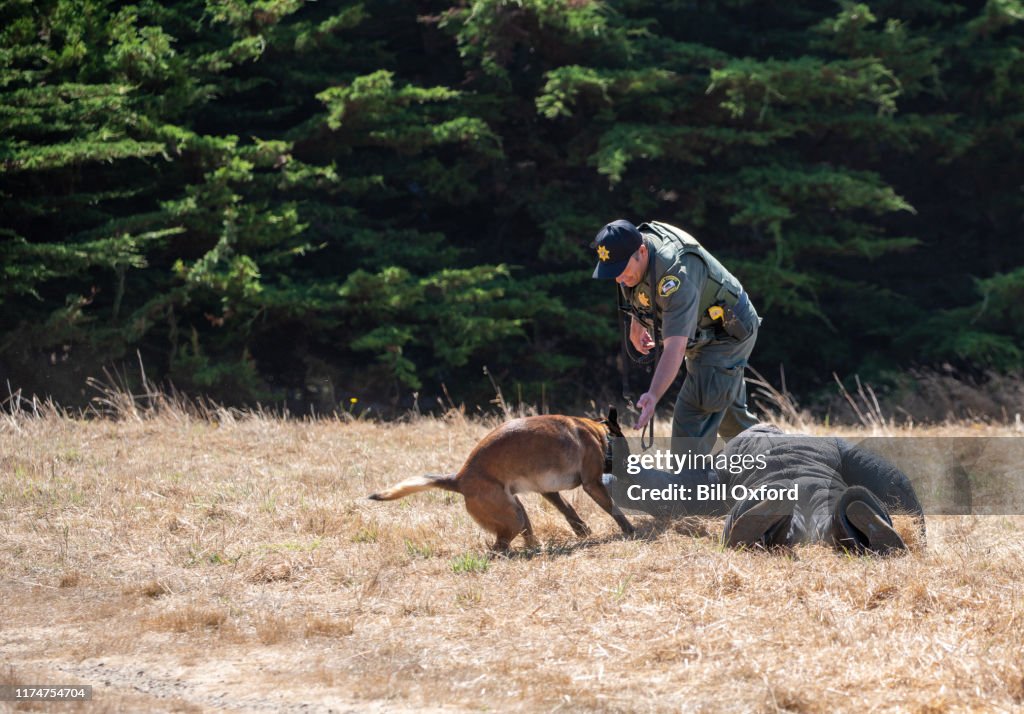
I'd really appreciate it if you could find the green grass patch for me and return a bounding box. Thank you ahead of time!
[450,552,490,574]
[405,539,434,559]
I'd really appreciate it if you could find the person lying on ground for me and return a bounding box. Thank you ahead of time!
[604,424,925,554]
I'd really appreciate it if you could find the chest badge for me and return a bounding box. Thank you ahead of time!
[658,275,681,297]
[637,291,650,308]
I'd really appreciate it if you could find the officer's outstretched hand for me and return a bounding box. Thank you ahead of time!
[634,392,657,431]
[630,321,655,355]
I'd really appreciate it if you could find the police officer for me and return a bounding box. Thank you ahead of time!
[592,219,760,455]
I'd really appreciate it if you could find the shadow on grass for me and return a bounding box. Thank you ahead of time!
[495,515,726,561]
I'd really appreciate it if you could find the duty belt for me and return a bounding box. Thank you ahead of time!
[697,291,751,340]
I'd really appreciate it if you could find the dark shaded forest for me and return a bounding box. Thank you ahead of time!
[2,0,1022,415]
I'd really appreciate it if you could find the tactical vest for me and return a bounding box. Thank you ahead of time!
[638,221,744,324]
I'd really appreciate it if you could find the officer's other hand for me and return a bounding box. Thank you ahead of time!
[630,322,655,355]
[634,392,657,431]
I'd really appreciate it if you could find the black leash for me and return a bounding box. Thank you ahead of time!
[644,246,660,450]
[616,243,660,450]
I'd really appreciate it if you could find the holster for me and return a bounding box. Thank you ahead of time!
[713,293,752,341]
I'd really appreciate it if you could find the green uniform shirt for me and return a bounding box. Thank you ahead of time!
[621,231,708,342]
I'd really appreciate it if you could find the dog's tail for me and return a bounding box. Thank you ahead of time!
[368,474,460,501]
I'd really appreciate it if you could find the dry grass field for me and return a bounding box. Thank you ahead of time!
[2,401,1024,713]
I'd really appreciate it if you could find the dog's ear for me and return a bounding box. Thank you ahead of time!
[604,406,623,437]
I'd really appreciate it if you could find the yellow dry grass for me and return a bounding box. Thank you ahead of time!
[1,406,1023,712]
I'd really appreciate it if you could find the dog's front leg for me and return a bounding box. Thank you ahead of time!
[542,492,591,537]
[582,480,635,536]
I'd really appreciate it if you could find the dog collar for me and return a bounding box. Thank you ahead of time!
[603,431,615,474]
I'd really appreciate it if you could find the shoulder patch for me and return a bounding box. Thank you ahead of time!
[658,275,681,298]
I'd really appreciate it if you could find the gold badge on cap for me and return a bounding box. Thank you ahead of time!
[597,245,610,262]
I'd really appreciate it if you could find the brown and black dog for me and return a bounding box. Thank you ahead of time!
[368,409,634,551]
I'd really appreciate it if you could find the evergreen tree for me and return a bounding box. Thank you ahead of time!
[2,0,1022,411]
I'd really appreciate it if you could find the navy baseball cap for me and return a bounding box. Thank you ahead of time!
[591,219,642,279]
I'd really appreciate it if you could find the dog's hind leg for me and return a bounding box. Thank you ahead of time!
[512,496,540,549]
[542,492,591,537]
[581,479,635,536]
[464,485,536,552]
